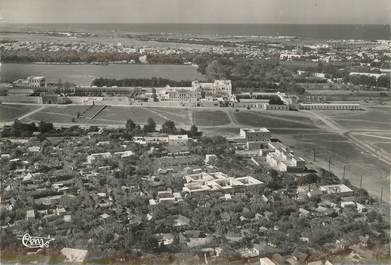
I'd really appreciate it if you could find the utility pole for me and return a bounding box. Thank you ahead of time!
[342,165,346,181]
[328,157,331,172]
[360,175,363,189]
[313,149,316,161]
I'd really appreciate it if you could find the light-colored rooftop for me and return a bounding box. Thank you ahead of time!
[30,76,45,80]
[183,171,263,193]
[61,248,88,263]
[168,135,189,140]
[241,128,270,133]
[320,184,353,194]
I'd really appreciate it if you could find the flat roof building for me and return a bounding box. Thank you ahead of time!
[168,135,189,145]
[157,86,200,105]
[61,248,88,263]
[320,184,353,194]
[240,128,271,142]
[183,171,263,194]
[299,103,360,110]
[26,209,35,219]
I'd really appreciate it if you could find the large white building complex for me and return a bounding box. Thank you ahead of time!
[192,80,232,98]
[157,86,200,104]
[12,76,46,88]
[156,80,232,106]
[182,171,263,194]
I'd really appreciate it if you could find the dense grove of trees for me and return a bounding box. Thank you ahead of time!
[1,120,58,137]
[1,120,88,138]
[91,77,192,87]
[2,50,139,63]
[348,74,390,88]
[1,118,201,140]
[2,50,185,64]
[2,50,191,65]
[1,120,38,137]
[199,57,300,92]
[269,95,285,105]
[125,118,201,138]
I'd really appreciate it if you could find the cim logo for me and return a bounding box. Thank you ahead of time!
[17,233,55,248]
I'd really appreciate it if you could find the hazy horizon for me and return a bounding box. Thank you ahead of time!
[2,22,390,26]
[0,0,389,24]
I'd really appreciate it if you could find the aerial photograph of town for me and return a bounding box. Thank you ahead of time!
[0,0,390,264]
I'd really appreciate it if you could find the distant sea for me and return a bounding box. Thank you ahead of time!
[0,23,390,40]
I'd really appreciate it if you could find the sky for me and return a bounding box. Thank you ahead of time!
[0,0,389,24]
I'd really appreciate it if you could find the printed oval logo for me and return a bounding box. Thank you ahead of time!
[18,233,55,248]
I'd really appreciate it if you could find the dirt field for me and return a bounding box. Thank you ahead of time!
[20,105,90,124]
[193,110,231,126]
[148,107,193,128]
[322,107,391,131]
[0,104,40,122]
[233,111,318,129]
[95,106,167,124]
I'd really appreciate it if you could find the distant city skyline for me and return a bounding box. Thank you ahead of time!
[0,0,389,25]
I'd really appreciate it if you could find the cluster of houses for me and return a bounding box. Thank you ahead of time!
[279,40,390,65]
[0,123,386,264]
[0,133,196,259]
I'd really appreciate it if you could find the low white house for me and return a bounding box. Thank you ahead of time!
[86,152,112,164]
[61,248,88,263]
[320,184,353,195]
[260,257,277,265]
[168,135,189,145]
[183,171,263,194]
